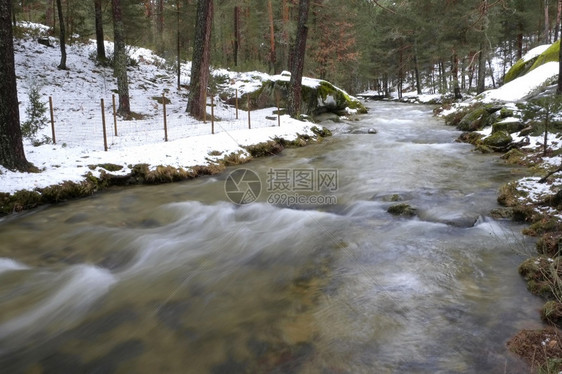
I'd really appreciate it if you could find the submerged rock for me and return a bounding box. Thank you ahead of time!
[387,203,417,217]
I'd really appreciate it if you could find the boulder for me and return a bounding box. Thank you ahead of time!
[457,105,501,131]
[232,74,367,117]
[492,120,525,134]
[483,131,512,148]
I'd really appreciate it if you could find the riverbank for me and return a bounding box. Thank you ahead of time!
[0,124,334,215]
[434,95,562,370]
[2,23,349,215]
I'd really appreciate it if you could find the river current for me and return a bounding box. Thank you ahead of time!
[0,101,543,373]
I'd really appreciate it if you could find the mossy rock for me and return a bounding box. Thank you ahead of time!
[310,126,332,138]
[492,120,524,134]
[536,231,562,256]
[457,131,484,145]
[457,105,501,131]
[497,182,525,207]
[530,40,560,72]
[518,256,559,298]
[542,300,562,327]
[504,55,541,84]
[482,131,512,147]
[387,203,417,217]
[248,78,367,117]
[501,148,526,164]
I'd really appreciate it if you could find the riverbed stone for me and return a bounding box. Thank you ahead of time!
[387,203,417,217]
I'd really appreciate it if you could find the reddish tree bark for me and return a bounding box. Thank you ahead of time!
[287,0,310,118]
[187,0,213,120]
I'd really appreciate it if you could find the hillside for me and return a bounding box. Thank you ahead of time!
[1,23,357,199]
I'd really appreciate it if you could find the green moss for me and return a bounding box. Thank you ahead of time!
[530,40,560,72]
[482,131,512,148]
[504,56,539,83]
[492,120,524,134]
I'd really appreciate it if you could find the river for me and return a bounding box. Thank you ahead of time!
[0,101,543,373]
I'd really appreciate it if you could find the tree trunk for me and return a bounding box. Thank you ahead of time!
[554,0,562,41]
[233,5,240,67]
[545,0,551,44]
[187,0,213,120]
[558,19,562,94]
[452,51,462,99]
[280,0,290,71]
[56,0,66,69]
[516,30,523,60]
[413,41,422,95]
[112,0,131,116]
[0,0,32,171]
[477,44,486,94]
[45,0,54,29]
[94,0,105,61]
[156,0,164,53]
[267,0,276,74]
[176,0,181,90]
[287,0,310,118]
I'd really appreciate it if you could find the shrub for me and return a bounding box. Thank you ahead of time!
[21,85,49,142]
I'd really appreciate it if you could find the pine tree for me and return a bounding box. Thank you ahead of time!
[187,0,213,120]
[112,0,131,116]
[0,0,33,171]
[287,0,310,118]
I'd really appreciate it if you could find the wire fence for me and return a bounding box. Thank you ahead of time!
[40,91,284,152]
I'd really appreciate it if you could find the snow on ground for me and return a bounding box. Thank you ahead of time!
[1,25,321,195]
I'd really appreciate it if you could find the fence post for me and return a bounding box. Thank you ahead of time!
[101,98,108,151]
[211,94,215,134]
[235,89,239,120]
[163,94,168,142]
[112,94,118,136]
[248,99,251,129]
[49,96,56,144]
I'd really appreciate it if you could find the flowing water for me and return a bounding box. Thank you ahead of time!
[0,101,544,373]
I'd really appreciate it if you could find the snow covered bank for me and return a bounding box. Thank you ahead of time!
[0,24,341,203]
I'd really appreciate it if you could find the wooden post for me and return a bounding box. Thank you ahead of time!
[101,98,108,151]
[112,94,118,136]
[49,96,56,144]
[235,89,239,119]
[211,94,215,134]
[276,93,281,127]
[248,99,251,129]
[163,94,168,142]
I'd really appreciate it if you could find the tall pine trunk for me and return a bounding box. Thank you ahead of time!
[94,0,105,61]
[267,0,276,74]
[0,0,32,171]
[287,0,310,118]
[477,43,486,94]
[112,0,131,116]
[187,0,213,120]
[56,0,66,69]
[233,5,240,67]
[452,51,462,99]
